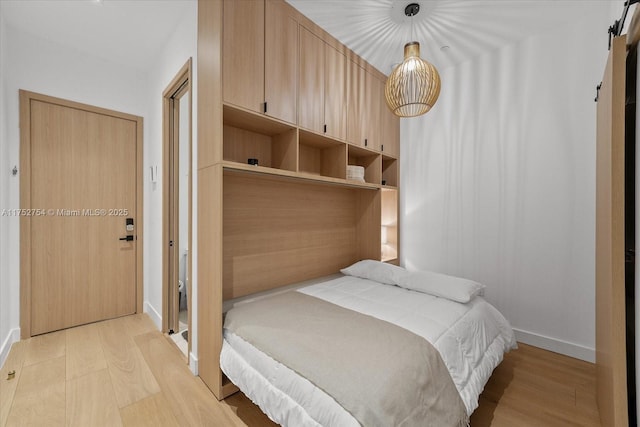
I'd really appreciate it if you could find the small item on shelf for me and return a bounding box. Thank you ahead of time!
[346,165,365,183]
[247,158,259,166]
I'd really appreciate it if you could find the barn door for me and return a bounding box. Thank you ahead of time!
[596,34,629,427]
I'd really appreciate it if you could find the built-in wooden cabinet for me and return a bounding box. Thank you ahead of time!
[198,0,400,401]
[347,61,383,151]
[380,97,400,157]
[299,26,347,140]
[223,0,298,124]
[264,0,298,125]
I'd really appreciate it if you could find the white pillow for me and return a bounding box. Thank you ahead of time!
[340,260,407,285]
[396,270,485,303]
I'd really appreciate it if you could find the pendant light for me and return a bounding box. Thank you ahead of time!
[385,3,441,118]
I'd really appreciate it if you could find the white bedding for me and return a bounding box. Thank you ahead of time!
[221,275,516,426]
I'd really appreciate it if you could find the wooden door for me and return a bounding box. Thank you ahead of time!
[20,91,143,337]
[222,0,264,113]
[595,34,628,427]
[298,26,324,134]
[324,43,347,140]
[265,0,297,125]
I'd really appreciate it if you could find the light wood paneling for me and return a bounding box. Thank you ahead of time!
[380,95,400,157]
[347,60,368,147]
[366,72,383,151]
[66,369,122,427]
[324,43,347,140]
[197,164,225,399]
[382,156,399,187]
[222,0,264,113]
[223,173,361,299]
[197,0,223,169]
[298,26,325,134]
[223,125,273,166]
[595,34,628,427]
[197,0,225,399]
[265,0,298,124]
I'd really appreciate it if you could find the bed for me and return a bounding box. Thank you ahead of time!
[221,260,517,427]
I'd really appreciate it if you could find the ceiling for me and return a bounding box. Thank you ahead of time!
[0,0,194,71]
[0,0,621,75]
[286,0,615,75]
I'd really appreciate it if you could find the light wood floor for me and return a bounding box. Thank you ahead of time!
[0,314,245,427]
[0,315,601,427]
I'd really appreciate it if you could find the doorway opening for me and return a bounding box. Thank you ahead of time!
[162,59,192,360]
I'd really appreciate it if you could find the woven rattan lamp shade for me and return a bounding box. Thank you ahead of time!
[385,42,441,117]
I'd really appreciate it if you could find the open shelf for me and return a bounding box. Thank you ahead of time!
[222,161,379,190]
[348,144,381,185]
[382,155,398,187]
[381,188,398,262]
[223,104,298,172]
[299,129,347,179]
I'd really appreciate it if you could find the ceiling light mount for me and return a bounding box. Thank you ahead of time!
[404,3,420,18]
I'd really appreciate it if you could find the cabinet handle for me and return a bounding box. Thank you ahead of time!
[263,102,268,113]
[324,124,327,133]
[365,139,368,147]
[381,144,384,152]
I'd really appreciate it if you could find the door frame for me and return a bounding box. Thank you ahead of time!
[162,59,193,347]
[19,90,144,339]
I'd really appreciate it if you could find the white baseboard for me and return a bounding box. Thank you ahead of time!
[0,328,20,369]
[143,301,162,330]
[189,352,198,375]
[513,328,595,363]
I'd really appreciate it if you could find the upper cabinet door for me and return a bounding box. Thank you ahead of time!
[265,0,298,125]
[366,71,382,151]
[324,44,347,140]
[380,78,400,158]
[298,26,325,133]
[347,61,383,150]
[347,60,367,147]
[223,0,265,113]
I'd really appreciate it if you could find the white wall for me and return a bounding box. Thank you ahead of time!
[0,7,13,366]
[400,7,612,362]
[142,2,198,372]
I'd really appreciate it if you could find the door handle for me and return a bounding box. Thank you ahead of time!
[119,235,134,242]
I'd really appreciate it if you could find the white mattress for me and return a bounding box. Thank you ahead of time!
[221,275,516,426]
